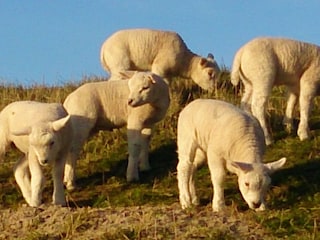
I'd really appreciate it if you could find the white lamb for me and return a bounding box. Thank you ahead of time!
[63,71,170,188]
[231,37,320,145]
[100,28,220,90]
[0,101,72,207]
[177,99,286,212]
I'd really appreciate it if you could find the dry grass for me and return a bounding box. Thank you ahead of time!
[0,71,319,239]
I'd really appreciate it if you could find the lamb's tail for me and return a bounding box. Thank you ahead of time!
[230,46,244,86]
[100,44,111,73]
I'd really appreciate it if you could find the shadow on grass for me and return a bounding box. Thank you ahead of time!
[68,141,178,207]
[270,157,320,210]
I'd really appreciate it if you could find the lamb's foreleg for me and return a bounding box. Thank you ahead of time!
[13,155,32,205]
[127,129,142,182]
[207,150,226,212]
[29,151,45,207]
[138,127,152,172]
[52,156,67,206]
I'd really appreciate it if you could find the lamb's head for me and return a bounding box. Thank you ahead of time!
[229,157,286,211]
[124,71,163,107]
[192,53,220,90]
[12,115,70,166]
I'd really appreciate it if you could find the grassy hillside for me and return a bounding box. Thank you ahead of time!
[0,71,319,239]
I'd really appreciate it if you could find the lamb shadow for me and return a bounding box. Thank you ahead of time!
[68,141,178,207]
[269,158,320,210]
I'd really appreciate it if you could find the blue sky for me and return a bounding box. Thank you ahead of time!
[1,1,319,86]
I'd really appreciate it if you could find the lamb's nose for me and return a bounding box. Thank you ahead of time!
[40,159,48,165]
[253,201,261,209]
[128,98,133,105]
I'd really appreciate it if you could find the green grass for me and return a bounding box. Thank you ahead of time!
[0,70,319,239]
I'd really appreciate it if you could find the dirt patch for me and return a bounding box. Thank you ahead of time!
[0,203,271,239]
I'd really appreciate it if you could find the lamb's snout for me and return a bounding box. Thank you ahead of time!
[128,98,133,106]
[252,201,261,209]
[39,158,49,166]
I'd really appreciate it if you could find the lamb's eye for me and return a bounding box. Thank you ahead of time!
[142,86,149,91]
[245,182,250,187]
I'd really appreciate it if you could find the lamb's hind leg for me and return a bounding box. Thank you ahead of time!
[13,155,32,206]
[283,90,298,133]
[177,138,198,209]
[252,90,273,145]
[64,119,92,190]
[297,77,318,141]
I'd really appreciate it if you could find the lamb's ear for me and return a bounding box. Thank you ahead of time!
[11,127,31,136]
[264,157,286,174]
[52,115,70,131]
[229,161,254,174]
[207,53,214,61]
[200,58,208,67]
[118,71,136,79]
[147,74,157,84]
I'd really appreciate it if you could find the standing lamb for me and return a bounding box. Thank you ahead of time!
[63,71,170,189]
[100,28,220,90]
[231,37,320,145]
[177,99,286,212]
[0,101,72,207]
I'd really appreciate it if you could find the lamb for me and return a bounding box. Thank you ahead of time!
[100,28,220,90]
[63,71,170,189]
[0,101,72,207]
[231,37,320,145]
[177,99,286,212]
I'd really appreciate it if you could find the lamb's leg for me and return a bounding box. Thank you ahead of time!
[28,151,45,207]
[207,150,226,212]
[177,138,197,209]
[52,157,66,206]
[64,121,92,190]
[138,127,152,172]
[0,128,10,161]
[251,92,272,145]
[297,78,317,140]
[64,151,78,191]
[188,148,206,206]
[126,129,142,182]
[13,156,32,205]
[283,91,298,133]
[240,83,253,113]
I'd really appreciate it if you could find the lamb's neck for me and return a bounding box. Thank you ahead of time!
[179,51,198,79]
[229,138,265,164]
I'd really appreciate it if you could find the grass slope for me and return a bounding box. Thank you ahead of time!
[0,72,319,239]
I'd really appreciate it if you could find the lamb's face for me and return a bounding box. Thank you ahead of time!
[237,167,271,211]
[193,56,220,90]
[127,72,156,107]
[29,124,60,166]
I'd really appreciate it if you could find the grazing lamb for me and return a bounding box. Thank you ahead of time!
[231,37,320,145]
[63,71,170,188]
[177,99,286,212]
[0,101,72,207]
[100,28,220,90]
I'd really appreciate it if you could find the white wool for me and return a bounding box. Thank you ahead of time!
[231,37,320,145]
[63,71,170,188]
[176,99,286,212]
[100,28,220,90]
[0,101,72,207]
